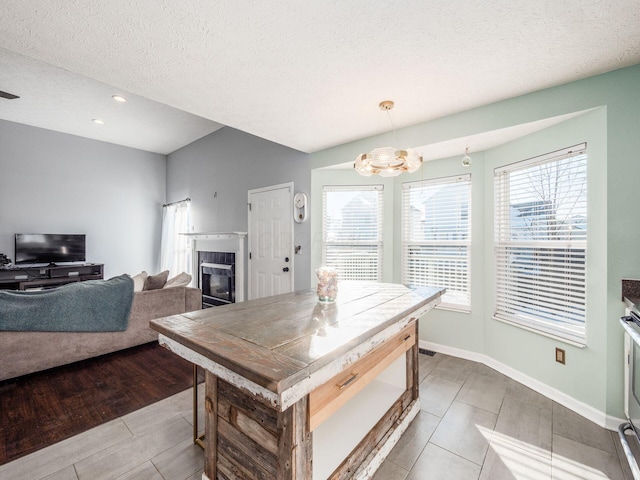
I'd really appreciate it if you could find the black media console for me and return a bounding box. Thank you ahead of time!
[0,263,104,290]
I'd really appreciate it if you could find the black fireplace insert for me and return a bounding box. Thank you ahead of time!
[198,251,235,308]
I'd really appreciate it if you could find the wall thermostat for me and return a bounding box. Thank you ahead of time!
[294,192,307,223]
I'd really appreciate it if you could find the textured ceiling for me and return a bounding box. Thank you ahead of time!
[0,48,223,154]
[0,0,639,155]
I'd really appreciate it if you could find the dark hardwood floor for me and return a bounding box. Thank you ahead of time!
[0,342,197,466]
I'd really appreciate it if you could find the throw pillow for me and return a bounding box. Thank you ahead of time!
[163,272,192,289]
[143,270,169,290]
[131,271,148,292]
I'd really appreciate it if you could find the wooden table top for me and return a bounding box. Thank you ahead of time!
[150,282,443,395]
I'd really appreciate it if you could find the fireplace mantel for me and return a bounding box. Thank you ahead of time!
[183,232,246,303]
[183,232,247,241]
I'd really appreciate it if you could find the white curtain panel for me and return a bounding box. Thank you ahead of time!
[160,200,192,280]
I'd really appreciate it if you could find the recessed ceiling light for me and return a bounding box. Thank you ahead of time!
[112,95,127,103]
[0,90,20,100]
[92,118,105,125]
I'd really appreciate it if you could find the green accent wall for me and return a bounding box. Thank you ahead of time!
[310,64,640,419]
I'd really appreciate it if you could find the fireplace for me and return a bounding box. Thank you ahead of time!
[185,232,246,307]
[199,251,235,308]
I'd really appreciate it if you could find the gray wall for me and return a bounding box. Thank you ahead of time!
[166,127,312,292]
[0,120,166,279]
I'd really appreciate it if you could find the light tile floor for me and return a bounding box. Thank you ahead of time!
[374,353,634,480]
[0,353,635,480]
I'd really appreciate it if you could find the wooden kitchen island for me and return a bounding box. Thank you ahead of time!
[150,282,443,480]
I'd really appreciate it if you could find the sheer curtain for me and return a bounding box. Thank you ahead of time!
[160,199,192,280]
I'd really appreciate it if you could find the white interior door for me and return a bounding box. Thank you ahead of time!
[248,183,294,300]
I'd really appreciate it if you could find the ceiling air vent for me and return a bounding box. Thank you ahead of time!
[0,90,20,100]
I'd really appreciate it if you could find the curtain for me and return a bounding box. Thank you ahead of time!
[160,199,192,280]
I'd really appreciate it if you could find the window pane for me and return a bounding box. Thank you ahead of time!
[325,245,380,281]
[505,156,587,241]
[402,175,471,309]
[322,186,383,281]
[494,146,587,343]
[405,181,470,242]
[403,244,470,306]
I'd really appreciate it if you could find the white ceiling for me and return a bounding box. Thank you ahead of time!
[0,1,639,156]
[0,48,224,154]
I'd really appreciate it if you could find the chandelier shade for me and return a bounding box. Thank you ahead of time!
[354,147,423,177]
[354,101,423,177]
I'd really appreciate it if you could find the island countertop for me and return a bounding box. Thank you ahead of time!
[150,282,443,407]
[151,282,443,479]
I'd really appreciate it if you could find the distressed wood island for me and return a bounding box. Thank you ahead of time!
[150,282,443,480]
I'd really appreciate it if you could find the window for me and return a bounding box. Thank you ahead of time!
[160,199,192,279]
[322,185,383,281]
[494,144,587,344]
[401,175,471,310]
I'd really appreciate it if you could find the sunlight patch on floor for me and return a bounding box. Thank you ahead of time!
[480,427,552,480]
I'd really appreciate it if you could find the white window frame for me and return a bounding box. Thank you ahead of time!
[322,185,384,281]
[401,174,472,311]
[494,144,587,345]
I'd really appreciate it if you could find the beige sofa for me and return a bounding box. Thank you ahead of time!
[0,286,202,382]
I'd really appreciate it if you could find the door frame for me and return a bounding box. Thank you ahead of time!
[247,182,295,300]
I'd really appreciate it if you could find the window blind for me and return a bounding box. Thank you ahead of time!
[401,174,471,310]
[322,185,383,281]
[494,144,587,344]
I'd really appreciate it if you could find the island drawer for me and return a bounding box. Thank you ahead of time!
[309,321,416,431]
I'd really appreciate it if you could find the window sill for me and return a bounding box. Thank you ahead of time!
[492,315,586,348]
[436,304,471,314]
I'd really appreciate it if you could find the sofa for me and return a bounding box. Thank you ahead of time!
[0,286,202,382]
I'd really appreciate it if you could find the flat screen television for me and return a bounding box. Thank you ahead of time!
[15,233,86,265]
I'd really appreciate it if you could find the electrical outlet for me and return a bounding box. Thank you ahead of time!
[555,347,566,364]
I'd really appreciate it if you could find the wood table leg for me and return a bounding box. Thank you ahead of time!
[408,320,419,401]
[204,370,218,479]
[202,374,312,479]
[277,395,312,479]
[193,364,206,449]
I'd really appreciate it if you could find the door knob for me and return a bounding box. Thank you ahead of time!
[283,267,290,272]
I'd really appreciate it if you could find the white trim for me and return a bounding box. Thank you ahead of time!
[419,339,624,431]
[436,304,471,314]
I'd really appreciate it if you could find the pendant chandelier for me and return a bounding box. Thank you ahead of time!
[462,146,472,167]
[354,100,423,177]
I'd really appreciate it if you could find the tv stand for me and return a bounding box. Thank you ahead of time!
[0,263,104,290]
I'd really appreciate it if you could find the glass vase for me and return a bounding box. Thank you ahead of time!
[316,266,338,303]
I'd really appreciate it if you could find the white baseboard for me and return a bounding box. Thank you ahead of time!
[420,340,625,431]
